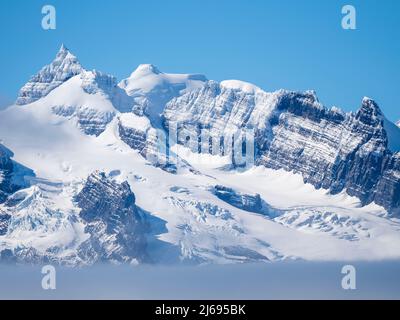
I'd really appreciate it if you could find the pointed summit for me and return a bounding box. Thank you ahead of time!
[361,97,381,111]
[355,97,384,126]
[55,44,77,61]
[16,44,84,105]
[59,43,67,52]
[56,43,69,57]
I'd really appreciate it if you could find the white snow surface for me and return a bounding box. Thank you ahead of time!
[120,64,206,95]
[1,48,400,264]
[16,44,84,105]
[1,96,400,263]
[118,64,207,127]
[118,113,151,131]
[220,80,263,94]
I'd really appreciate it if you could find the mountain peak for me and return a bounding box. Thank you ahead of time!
[130,64,162,77]
[362,96,378,105]
[355,97,384,126]
[58,43,68,53]
[54,44,80,64]
[16,45,84,105]
[56,44,74,59]
[361,96,382,114]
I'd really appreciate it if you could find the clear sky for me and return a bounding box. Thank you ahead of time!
[0,0,399,121]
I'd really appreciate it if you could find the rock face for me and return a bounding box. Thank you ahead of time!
[0,173,149,266]
[260,96,400,212]
[118,113,179,173]
[212,185,263,214]
[3,45,400,266]
[163,80,280,135]
[10,44,400,213]
[0,144,34,238]
[75,171,147,264]
[0,213,11,236]
[0,144,33,204]
[0,144,14,204]
[51,70,134,136]
[16,45,83,105]
[117,113,152,157]
[80,70,133,113]
[163,81,400,213]
[53,104,115,137]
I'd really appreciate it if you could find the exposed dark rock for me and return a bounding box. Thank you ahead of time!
[75,171,147,264]
[164,83,400,213]
[212,185,263,214]
[0,144,34,205]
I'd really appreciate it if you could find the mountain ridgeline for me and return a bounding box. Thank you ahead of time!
[163,83,400,213]
[1,45,400,266]
[9,45,400,214]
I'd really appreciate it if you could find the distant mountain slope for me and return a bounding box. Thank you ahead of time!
[1,45,400,266]
[164,83,400,212]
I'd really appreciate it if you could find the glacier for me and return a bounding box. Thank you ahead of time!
[0,45,400,266]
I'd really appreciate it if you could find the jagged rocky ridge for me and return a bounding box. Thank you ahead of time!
[16,44,83,105]
[1,45,400,265]
[75,171,147,264]
[0,171,148,265]
[48,68,135,136]
[0,144,14,204]
[17,45,135,137]
[163,81,400,213]
[10,46,400,214]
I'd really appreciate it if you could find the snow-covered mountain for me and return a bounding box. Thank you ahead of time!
[119,63,207,127]
[16,45,84,105]
[1,45,400,266]
[164,84,400,212]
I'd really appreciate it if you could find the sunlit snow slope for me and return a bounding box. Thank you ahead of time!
[0,45,399,265]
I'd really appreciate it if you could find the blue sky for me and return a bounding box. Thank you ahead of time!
[0,0,399,121]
